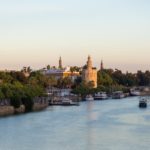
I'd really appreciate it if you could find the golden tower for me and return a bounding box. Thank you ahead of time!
[82,55,97,88]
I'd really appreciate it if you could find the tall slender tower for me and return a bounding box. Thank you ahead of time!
[87,55,92,69]
[59,56,62,69]
[100,60,104,71]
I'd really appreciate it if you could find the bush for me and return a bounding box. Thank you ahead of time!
[22,97,34,112]
[10,97,21,108]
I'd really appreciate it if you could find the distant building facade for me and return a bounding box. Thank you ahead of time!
[82,56,97,88]
[42,57,80,81]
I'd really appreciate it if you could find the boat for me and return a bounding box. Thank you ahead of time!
[85,95,94,101]
[62,98,79,106]
[94,92,108,100]
[130,89,141,96]
[112,91,125,99]
[139,99,147,108]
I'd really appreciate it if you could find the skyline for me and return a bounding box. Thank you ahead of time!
[0,0,150,72]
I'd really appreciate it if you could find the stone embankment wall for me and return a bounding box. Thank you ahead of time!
[14,105,25,114]
[0,103,48,117]
[0,106,14,116]
[0,105,26,117]
[33,103,49,112]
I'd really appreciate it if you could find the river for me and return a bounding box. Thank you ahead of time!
[0,97,150,150]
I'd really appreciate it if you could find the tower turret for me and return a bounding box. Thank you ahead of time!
[87,55,92,69]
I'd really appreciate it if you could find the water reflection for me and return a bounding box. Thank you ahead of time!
[0,97,150,150]
[86,101,98,150]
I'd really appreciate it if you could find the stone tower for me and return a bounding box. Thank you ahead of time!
[59,56,62,69]
[87,55,92,69]
[82,55,97,88]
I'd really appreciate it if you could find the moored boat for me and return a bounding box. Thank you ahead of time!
[62,98,79,106]
[94,92,108,100]
[85,95,94,101]
[130,90,141,96]
[112,91,125,99]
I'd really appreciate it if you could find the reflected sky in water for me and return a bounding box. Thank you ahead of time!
[0,97,150,150]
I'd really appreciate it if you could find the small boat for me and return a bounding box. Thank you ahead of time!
[139,99,147,108]
[130,90,141,96]
[62,98,79,106]
[85,95,94,101]
[94,92,108,100]
[112,91,125,99]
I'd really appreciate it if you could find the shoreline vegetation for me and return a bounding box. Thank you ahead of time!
[0,69,50,117]
[1,67,150,117]
[72,69,150,98]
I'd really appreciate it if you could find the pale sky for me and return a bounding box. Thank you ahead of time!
[0,0,150,72]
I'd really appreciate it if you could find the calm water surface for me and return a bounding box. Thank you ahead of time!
[0,97,150,150]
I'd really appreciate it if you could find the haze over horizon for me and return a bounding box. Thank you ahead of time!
[0,0,150,72]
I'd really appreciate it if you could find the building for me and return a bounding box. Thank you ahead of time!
[100,60,104,71]
[59,56,63,69]
[42,57,80,81]
[82,56,97,88]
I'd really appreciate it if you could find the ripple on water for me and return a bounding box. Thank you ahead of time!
[0,97,150,150]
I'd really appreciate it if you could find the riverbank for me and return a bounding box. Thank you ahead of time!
[0,103,49,117]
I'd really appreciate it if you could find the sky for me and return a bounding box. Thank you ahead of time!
[0,0,150,72]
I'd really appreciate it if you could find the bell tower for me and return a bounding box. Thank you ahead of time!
[59,56,62,69]
[100,60,104,71]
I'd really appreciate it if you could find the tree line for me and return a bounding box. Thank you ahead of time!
[0,71,51,111]
[72,69,150,97]
[1,67,150,106]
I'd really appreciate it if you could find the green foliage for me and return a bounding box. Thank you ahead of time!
[47,65,51,70]
[0,72,13,83]
[70,66,81,72]
[29,71,57,88]
[72,83,89,97]
[137,71,150,86]
[10,71,28,83]
[22,97,34,112]
[72,81,96,97]
[0,88,5,99]
[10,99,21,108]
[97,71,114,86]
[57,77,73,88]
[0,70,46,110]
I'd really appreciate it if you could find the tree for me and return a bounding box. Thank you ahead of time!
[70,66,80,72]
[47,65,51,70]
[0,72,13,83]
[137,70,150,86]
[97,71,114,86]
[57,77,73,88]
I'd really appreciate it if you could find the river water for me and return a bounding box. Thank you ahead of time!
[0,97,150,150]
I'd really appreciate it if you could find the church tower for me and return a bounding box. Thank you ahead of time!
[100,60,104,71]
[59,56,62,69]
